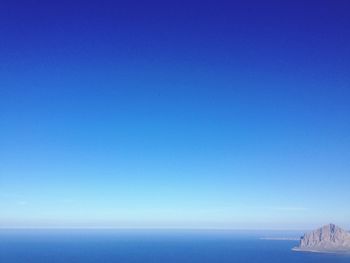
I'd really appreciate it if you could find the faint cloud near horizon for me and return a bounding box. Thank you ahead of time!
[263,206,308,211]
[17,201,28,206]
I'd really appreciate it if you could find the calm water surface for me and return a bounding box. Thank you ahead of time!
[0,230,349,263]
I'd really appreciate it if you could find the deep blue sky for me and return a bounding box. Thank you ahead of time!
[1,1,350,229]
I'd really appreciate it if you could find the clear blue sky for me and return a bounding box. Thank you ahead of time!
[1,1,349,230]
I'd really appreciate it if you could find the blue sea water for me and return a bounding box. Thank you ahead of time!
[0,230,349,263]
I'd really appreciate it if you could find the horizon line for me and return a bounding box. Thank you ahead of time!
[0,226,308,231]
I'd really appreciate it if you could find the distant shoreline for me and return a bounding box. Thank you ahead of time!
[260,237,299,241]
[292,247,350,254]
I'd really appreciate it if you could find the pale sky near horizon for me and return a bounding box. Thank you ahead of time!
[1,1,350,230]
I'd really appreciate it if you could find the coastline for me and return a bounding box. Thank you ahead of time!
[292,247,350,254]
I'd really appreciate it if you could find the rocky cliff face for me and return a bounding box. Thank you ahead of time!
[294,224,350,253]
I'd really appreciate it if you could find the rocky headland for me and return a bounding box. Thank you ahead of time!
[293,223,350,253]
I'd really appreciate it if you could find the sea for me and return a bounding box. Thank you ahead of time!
[0,229,349,263]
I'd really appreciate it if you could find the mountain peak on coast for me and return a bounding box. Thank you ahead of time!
[293,224,350,253]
